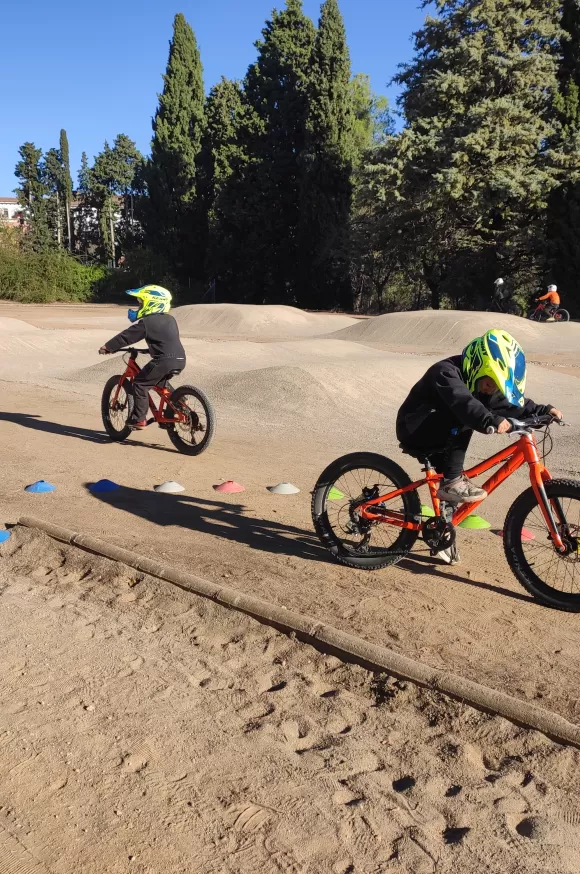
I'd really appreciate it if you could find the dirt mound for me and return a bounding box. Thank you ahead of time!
[173,303,356,338]
[0,316,40,332]
[332,310,580,360]
[63,357,127,383]
[208,365,336,417]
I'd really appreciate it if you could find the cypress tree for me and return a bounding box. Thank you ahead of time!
[145,13,206,284]
[43,147,65,246]
[198,77,249,280]
[60,129,74,251]
[219,0,316,302]
[298,0,355,310]
[14,142,52,252]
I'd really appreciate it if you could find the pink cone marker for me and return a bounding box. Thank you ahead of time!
[213,480,245,493]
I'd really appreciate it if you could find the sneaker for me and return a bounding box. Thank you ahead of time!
[128,419,147,430]
[437,543,460,565]
[546,317,556,322]
[437,476,487,504]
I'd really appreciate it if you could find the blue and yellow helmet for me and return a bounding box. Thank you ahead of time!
[462,329,527,408]
[126,285,172,322]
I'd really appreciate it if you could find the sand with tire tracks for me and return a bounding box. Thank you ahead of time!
[1,300,580,872]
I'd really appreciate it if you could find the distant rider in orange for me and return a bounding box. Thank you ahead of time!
[535,284,560,321]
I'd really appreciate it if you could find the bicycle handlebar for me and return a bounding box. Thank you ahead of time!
[118,347,150,354]
[486,414,565,435]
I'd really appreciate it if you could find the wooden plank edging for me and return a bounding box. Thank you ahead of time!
[16,515,580,748]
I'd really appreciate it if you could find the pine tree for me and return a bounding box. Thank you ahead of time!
[218,0,316,302]
[14,142,52,252]
[145,13,206,284]
[60,129,74,251]
[84,136,143,265]
[298,0,356,310]
[373,0,564,308]
[75,151,97,258]
[350,74,393,154]
[545,1,580,314]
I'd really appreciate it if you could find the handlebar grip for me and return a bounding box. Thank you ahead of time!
[485,426,496,435]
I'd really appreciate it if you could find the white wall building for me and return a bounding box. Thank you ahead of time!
[0,196,23,226]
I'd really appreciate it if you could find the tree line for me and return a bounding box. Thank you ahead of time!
[6,0,580,314]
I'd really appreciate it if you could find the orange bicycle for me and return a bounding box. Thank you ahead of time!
[312,416,580,610]
[101,347,215,455]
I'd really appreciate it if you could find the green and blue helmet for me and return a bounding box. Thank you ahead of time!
[127,285,172,322]
[462,329,527,407]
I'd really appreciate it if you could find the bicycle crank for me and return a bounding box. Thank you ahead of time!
[422,516,456,553]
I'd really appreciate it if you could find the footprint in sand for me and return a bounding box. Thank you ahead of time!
[513,815,579,846]
[121,741,151,774]
[443,826,471,844]
[225,802,273,833]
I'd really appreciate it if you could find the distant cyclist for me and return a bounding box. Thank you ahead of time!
[98,285,185,430]
[492,278,506,305]
[535,284,560,321]
[488,277,521,315]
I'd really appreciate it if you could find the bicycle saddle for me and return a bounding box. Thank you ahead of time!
[399,443,445,465]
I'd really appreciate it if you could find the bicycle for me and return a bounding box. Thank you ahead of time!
[311,415,580,611]
[528,301,570,322]
[486,298,524,317]
[101,347,215,455]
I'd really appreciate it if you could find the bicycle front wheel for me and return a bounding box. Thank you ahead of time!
[101,375,134,441]
[311,452,421,570]
[504,479,580,610]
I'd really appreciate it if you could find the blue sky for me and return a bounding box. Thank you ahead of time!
[2,0,430,194]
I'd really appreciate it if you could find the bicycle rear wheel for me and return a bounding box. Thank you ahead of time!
[166,385,215,455]
[504,479,580,610]
[555,309,570,322]
[101,375,134,441]
[311,452,421,570]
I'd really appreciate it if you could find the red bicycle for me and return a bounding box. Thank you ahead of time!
[101,347,215,455]
[312,416,580,610]
[528,301,570,322]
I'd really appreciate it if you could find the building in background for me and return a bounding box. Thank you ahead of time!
[0,196,24,226]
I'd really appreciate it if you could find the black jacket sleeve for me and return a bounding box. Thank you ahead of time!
[104,321,146,353]
[488,392,553,420]
[433,363,498,433]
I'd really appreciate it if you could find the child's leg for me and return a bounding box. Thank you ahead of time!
[441,429,472,482]
[438,428,487,502]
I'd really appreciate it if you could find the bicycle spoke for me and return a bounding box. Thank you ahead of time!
[520,494,580,596]
[324,466,409,555]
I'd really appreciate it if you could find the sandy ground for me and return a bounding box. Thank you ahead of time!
[1,300,580,872]
[2,527,580,874]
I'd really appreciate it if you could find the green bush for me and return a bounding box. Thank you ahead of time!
[0,248,107,303]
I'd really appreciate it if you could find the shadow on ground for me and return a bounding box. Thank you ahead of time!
[87,483,327,563]
[0,411,175,453]
[86,482,534,604]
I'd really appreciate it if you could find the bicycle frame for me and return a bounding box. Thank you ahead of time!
[357,432,566,551]
[110,353,188,425]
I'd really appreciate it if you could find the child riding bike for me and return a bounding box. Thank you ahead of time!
[396,329,562,563]
[535,284,560,320]
[99,285,185,430]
